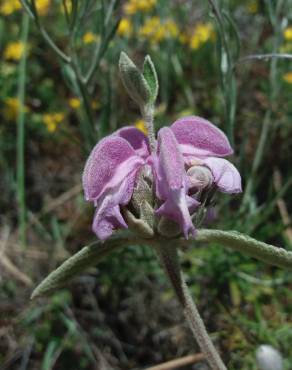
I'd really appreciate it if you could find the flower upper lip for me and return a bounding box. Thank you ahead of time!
[82,115,242,241]
[171,116,234,158]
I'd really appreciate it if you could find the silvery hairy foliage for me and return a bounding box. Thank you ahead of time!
[32,53,292,370]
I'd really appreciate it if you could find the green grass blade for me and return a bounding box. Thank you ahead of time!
[17,12,30,247]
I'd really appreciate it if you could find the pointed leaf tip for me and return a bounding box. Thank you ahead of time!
[119,51,151,107]
[143,55,158,104]
[31,238,135,299]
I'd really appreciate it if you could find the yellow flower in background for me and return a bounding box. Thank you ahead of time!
[139,17,179,44]
[43,113,65,132]
[4,41,27,61]
[124,2,137,15]
[68,97,81,109]
[139,17,162,42]
[164,19,179,39]
[0,0,21,15]
[124,0,156,15]
[82,32,97,44]
[134,119,147,135]
[246,0,258,14]
[283,27,292,41]
[189,22,215,50]
[91,100,100,110]
[118,18,133,37]
[283,72,292,84]
[190,36,201,50]
[0,0,50,15]
[36,0,51,16]
[3,98,28,120]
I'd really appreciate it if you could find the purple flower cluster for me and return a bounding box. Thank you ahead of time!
[83,116,241,240]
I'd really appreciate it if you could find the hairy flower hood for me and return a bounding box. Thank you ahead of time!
[82,116,242,241]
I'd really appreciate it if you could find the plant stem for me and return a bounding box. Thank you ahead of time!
[71,64,97,149]
[208,0,236,145]
[20,0,71,63]
[235,53,292,65]
[17,12,30,247]
[85,0,119,84]
[155,243,227,370]
[142,104,156,152]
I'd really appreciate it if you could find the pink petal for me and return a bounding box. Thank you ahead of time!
[93,205,127,241]
[115,126,150,159]
[203,157,242,193]
[82,135,144,202]
[92,173,137,240]
[171,116,233,159]
[156,191,199,237]
[155,127,197,238]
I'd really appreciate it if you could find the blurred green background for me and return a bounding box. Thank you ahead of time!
[0,0,291,369]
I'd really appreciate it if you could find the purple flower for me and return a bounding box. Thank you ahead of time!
[82,116,241,241]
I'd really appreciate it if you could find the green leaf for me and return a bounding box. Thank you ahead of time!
[195,229,292,270]
[119,51,151,107]
[42,341,59,370]
[122,208,154,238]
[31,236,137,299]
[143,55,159,104]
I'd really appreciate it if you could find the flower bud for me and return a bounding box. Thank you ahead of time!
[119,52,151,108]
[187,165,213,190]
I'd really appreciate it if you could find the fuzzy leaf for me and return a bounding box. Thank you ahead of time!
[195,229,292,270]
[130,171,153,212]
[31,237,136,298]
[143,55,158,104]
[119,52,151,107]
[122,208,154,238]
[139,200,155,230]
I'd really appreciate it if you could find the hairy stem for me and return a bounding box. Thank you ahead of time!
[155,243,227,370]
[142,104,156,152]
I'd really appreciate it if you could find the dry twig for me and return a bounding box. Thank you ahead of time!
[41,183,82,215]
[273,168,292,243]
[0,226,32,286]
[144,353,205,370]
